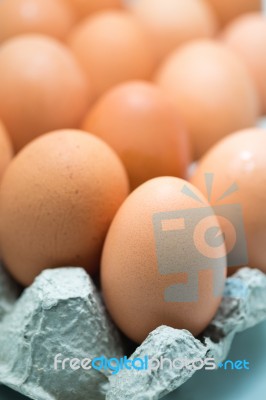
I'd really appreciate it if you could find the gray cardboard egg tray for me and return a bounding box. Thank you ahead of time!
[0,262,266,400]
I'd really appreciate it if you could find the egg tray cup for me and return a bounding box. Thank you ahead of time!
[0,263,266,400]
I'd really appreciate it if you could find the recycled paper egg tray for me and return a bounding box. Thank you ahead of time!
[0,262,266,400]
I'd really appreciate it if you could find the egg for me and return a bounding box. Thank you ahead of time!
[82,81,191,190]
[68,11,155,100]
[0,0,75,43]
[128,0,218,64]
[64,0,122,19]
[190,128,266,274]
[101,177,227,343]
[205,0,261,26]
[0,121,13,182]
[222,13,266,115]
[0,35,90,152]
[0,130,129,286]
[155,39,259,160]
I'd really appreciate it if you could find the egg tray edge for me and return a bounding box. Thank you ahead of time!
[0,264,266,400]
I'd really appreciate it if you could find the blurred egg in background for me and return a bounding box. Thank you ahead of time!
[0,34,91,152]
[64,0,122,20]
[155,39,260,160]
[222,12,266,115]
[127,0,218,64]
[68,10,155,101]
[205,0,261,26]
[82,81,191,190]
[0,0,76,43]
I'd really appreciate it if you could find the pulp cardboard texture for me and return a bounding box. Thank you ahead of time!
[0,265,266,400]
[0,267,123,400]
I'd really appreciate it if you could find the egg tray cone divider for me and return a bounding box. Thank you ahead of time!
[0,264,266,400]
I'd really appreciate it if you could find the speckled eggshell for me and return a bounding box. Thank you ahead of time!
[190,128,266,274]
[101,177,227,343]
[82,81,191,190]
[0,130,129,286]
[155,39,259,160]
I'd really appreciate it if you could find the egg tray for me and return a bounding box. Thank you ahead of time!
[0,263,266,400]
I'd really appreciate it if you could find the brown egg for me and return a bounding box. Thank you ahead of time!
[0,130,129,286]
[0,35,90,152]
[128,0,218,64]
[82,81,191,190]
[0,0,75,43]
[65,0,122,19]
[205,0,261,25]
[101,177,227,343]
[0,121,13,182]
[68,11,155,100]
[155,39,259,160]
[190,128,266,274]
[222,13,266,115]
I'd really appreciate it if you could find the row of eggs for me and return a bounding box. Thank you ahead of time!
[0,0,265,344]
[1,123,266,343]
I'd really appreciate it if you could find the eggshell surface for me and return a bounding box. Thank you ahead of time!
[0,0,75,43]
[190,128,266,274]
[82,81,191,190]
[68,11,155,100]
[0,35,90,152]
[0,130,129,286]
[101,177,226,343]
[0,121,13,182]
[155,40,259,160]
[65,0,122,19]
[222,13,266,115]
[128,0,218,63]
[205,0,261,25]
